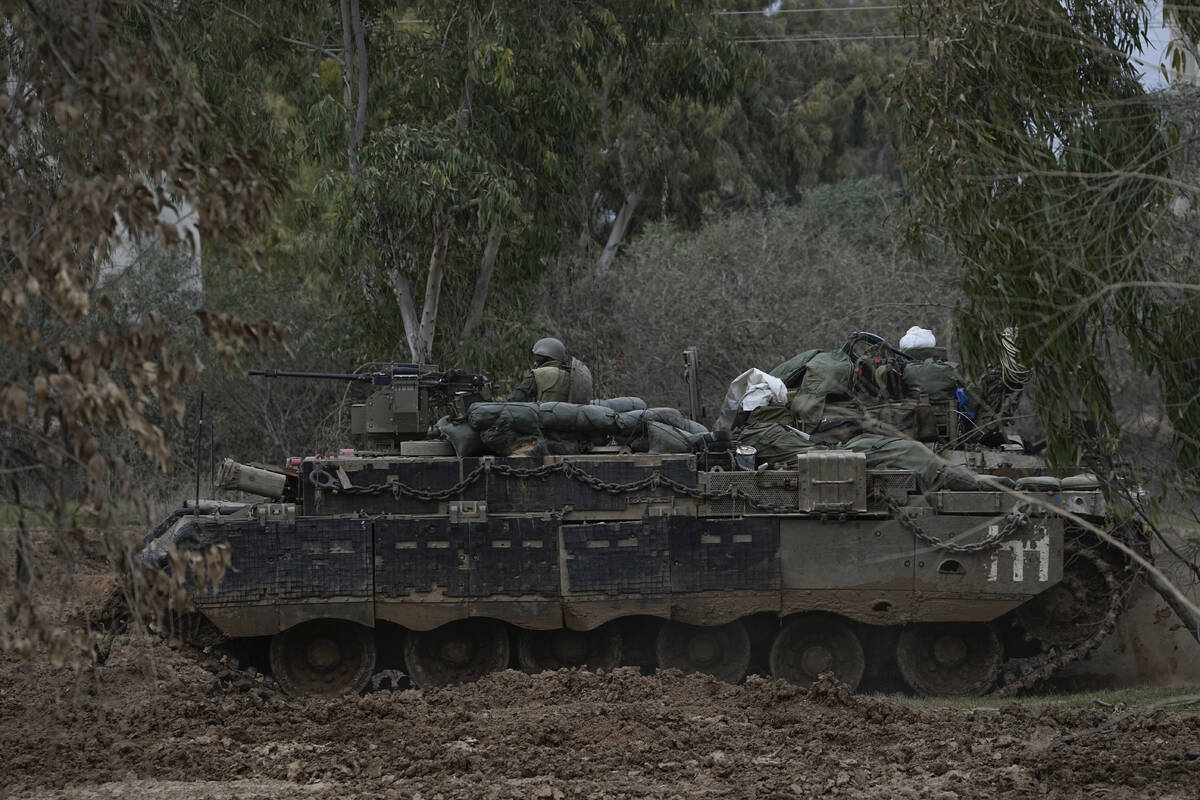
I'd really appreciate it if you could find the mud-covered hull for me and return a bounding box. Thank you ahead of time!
[143,451,1111,699]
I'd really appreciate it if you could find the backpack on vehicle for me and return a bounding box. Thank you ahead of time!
[841,331,907,403]
[768,350,854,430]
[895,357,960,442]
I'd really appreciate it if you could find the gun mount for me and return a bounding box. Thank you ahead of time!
[250,364,493,452]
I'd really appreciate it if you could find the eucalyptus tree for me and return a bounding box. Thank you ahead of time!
[897,0,1197,470]
[0,0,277,656]
[660,0,911,211]
[897,0,1200,635]
[587,6,744,270]
[583,0,913,266]
[322,1,749,364]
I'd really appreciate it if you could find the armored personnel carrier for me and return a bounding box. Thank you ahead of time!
[140,350,1130,697]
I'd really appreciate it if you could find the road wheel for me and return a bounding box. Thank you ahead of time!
[769,613,865,691]
[656,620,750,683]
[404,618,510,688]
[269,619,375,696]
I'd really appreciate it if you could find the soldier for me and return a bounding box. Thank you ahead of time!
[507,337,593,403]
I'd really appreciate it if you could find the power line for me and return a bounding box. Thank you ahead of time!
[716,5,899,14]
[729,33,911,43]
[651,31,910,45]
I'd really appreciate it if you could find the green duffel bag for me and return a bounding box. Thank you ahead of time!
[786,351,854,427]
[642,421,707,454]
[862,402,920,438]
[839,434,942,488]
[470,403,543,456]
[436,415,486,458]
[468,402,541,433]
[591,396,647,412]
[769,349,823,388]
[538,401,621,435]
[744,403,795,427]
[737,421,821,465]
[901,359,960,402]
[800,351,853,397]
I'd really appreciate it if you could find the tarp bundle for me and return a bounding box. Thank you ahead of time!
[734,421,975,491]
[760,334,1008,449]
[725,337,991,489]
[436,400,708,458]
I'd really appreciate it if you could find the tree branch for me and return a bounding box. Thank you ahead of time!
[460,225,504,342]
[416,213,453,362]
[598,183,643,273]
[216,1,344,63]
[339,0,358,177]
[350,0,368,169]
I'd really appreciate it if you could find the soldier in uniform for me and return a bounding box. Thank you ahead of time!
[507,337,592,403]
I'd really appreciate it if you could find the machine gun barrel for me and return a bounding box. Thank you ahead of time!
[250,369,374,382]
[249,364,423,386]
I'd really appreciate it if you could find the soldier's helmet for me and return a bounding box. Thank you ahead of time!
[532,337,567,363]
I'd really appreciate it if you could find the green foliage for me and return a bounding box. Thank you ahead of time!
[94,244,360,506]
[323,0,752,367]
[702,1,911,205]
[897,0,1199,476]
[351,126,521,233]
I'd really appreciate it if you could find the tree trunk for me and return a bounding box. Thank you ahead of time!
[350,0,368,164]
[12,476,30,589]
[387,267,422,362]
[598,185,642,273]
[339,0,357,176]
[1146,569,1200,646]
[415,215,453,362]
[339,0,367,178]
[460,225,504,342]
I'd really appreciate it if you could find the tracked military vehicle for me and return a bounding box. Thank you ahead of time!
[141,349,1130,698]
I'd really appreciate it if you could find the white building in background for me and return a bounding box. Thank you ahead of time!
[1143,0,1200,87]
[102,193,204,303]
[1164,8,1200,86]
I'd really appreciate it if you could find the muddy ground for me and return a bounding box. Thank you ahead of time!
[1,530,1198,799]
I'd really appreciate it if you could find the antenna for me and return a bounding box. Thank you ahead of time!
[195,392,204,512]
[683,346,701,422]
[209,420,215,497]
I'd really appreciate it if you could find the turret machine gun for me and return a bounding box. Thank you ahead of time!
[249,364,492,453]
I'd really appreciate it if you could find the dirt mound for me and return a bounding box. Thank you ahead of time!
[2,634,1198,800]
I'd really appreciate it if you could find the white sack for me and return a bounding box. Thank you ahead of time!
[899,326,936,350]
[715,368,787,431]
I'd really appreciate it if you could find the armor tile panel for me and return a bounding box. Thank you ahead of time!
[668,517,780,592]
[186,519,281,605]
[563,519,670,596]
[277,518,372,599]
[375,518,471,597]
[469,517,560,597]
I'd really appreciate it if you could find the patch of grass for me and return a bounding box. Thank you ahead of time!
[0,504,74,527]
[1162,512,1200,533]
[0,502,148,528]
[881,684,1200,711]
